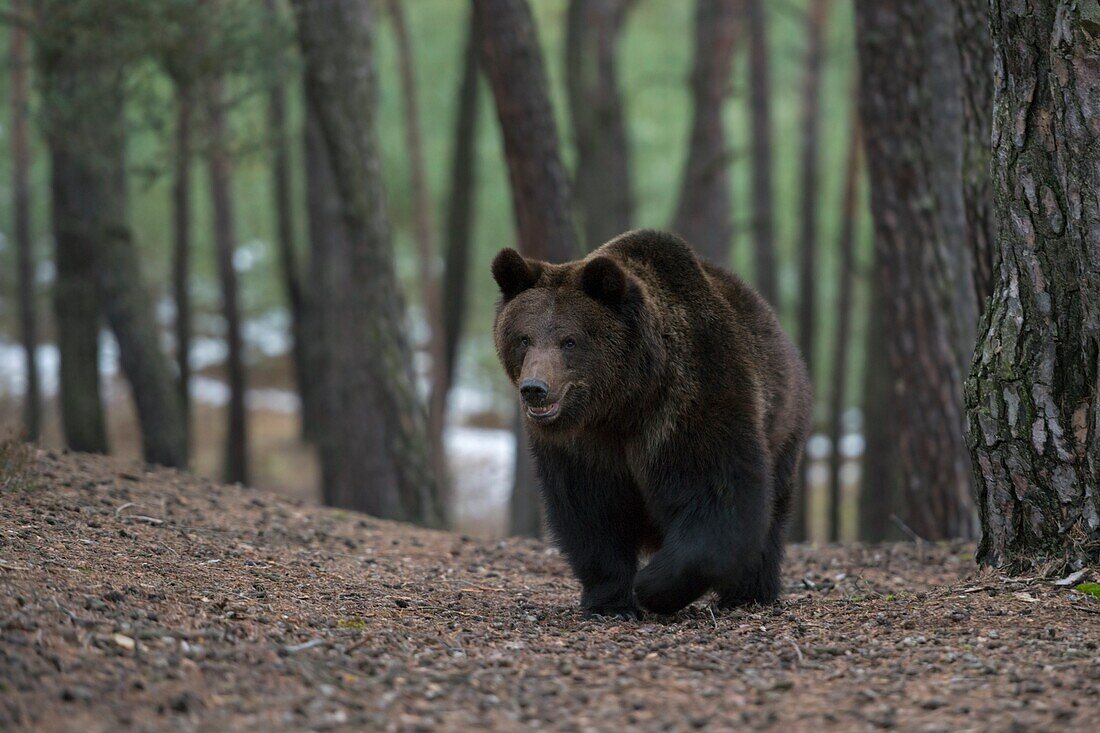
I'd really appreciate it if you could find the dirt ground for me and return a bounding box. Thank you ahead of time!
[1,448,1098,732]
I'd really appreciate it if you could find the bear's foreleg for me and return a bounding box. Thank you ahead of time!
[534,446,643,619]
[634,444,772,615]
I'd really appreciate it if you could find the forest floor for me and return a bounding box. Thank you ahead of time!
[1,446,1098,732]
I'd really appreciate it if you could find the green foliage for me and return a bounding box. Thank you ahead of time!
[1074,582,1100,599]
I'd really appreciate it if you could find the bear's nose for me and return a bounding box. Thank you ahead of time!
[520,378,549,404]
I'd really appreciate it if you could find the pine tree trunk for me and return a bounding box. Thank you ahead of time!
[49,150,108,455]
[431,14,481,449]
[745,0,777,306]
[474,0,581,537]
[38,3,107,455]
[10,1,40,442]
[789,0,830,542]
[855,0,977,540]
[293,0,441,525]
[173,83,193,455]
[951,0,995,313]
[206,82,249,485]
[671,0,738,265]
[565,0,634,250]
[388,0,450,515]
[264,0,312,444]
[966,0,1100,570]
[827,106,859,544]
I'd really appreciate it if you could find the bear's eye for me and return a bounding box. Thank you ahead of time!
[562,337,577,350]
[519,336,530,348]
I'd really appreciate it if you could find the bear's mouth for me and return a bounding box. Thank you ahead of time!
[526,402,561,422]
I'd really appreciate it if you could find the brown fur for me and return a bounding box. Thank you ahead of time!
[492,229,812,617]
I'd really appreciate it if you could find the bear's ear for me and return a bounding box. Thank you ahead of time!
[580,256,628,307]
[491,248,541,300]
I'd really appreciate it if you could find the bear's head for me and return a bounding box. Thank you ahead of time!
[491,248,654,436]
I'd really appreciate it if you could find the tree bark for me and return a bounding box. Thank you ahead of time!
[431,14,481,455]
[855,0,977,540]
[951,0,995,313]
[10,0,40,442]
[565,0,634,250]
[474,0,581,537]
[745,0,777,305]
[789,0,831,542]
[388,0,450,513]
[264,0,312,444]
[827,107,859,544]
[965,0,1100,570]
[206,81,249,485]
[172,83,193,455]
[671,0,738,265]
[292,0,441,525]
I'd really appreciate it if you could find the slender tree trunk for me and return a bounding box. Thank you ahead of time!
[431,14,481,447]
[966,0,1100,570]
[292,0,441,525]
[745,0,777,305]
[474,0,581,537]
[388,0,449,514]
[172,83,193,455]
[264,0,312,444]
[206,82,249,485]
[671,0,738,264]
[789,0,830,542]
[565,0,634,250]
[10,0,40,442]
[827,108,860,543]
[37,2,108,456]
[48,148,107,455]
[855,0,976,540]
[951,0,995,313]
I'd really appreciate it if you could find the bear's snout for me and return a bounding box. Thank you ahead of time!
[519,378,550,405]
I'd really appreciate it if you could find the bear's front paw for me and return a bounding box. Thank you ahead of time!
[582,603,640,621]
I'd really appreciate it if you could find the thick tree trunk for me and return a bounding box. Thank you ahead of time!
[388,0,449,514]
[951,0,995,313]
[173,83,193,455]
[206,82,249,485]
[855,0,977,540]
[789,0,830,542]
[293,0,441,525]
[671,0,738,265]
[565,0,634,250]
[826,108,859,544]
[10,1,40,442]
[264,0,312,444]
[966,0,1100,570]
[474,0,581,537]
[745,0,777,305]
[431,15,481,449]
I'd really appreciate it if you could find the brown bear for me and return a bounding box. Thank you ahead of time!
[491,229,812,618]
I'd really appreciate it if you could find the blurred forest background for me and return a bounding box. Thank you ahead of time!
[0,0,1054,549]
